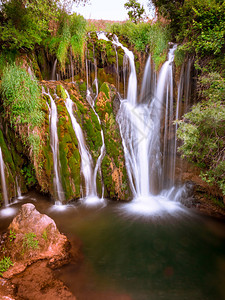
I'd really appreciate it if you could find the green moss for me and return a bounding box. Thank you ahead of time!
[0,127,30,203]
[79,82,87,93]
[70,87,102,163]
[174,45,186,67]
[42,140,53,180]
[56,95,81,200]
[56,85,67,100]
[101,155,114,197]
[95,83,131,200]
[100,82,110,98]
[0,130,15,172]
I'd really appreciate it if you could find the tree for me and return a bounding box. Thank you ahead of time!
[124,0,145,24]
[0,0,89,50]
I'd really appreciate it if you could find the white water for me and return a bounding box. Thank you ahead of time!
[98,33,183,214]
[114,45,120,91]
[112,35,137,106]
[0,147,9,206]
[64,89,96,199]
[159,45,177,188]
[116,42,178,198]
[51,59,57,81]
[15,176,23,199]
[93,58,99,101]
[87,60,106,199]
[84,50,107,202]
[44,90,65,204]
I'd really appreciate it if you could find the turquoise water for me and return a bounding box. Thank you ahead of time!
[1,191,225,300]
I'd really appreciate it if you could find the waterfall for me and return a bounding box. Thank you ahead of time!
[184,58,192,112]
[106,34,183,214]
[15,176,22,199]
[86,59,106,198]
[70,49,74,82]
[64,89,96,199]
[97,32,136,100]
[93,58,98,101]
[159,45,177,188]
[123,55,129,98]
[44,90,65,204]
[172,59,193,184]
[116,42,178,200]
[0,147,9,206]
[139,55,154,104]
[51,59,57,81]
[112,35,137,106]
[114,45,120,91]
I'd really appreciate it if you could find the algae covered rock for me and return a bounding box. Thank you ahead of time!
[96,83,131,200]
[0,127,27,206]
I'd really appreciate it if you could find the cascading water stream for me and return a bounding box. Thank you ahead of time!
[15,176,22,199]
[44,90,65,204]
[64,89,97,200]
[112,35,137,106]
[86,58,106,199]
[93,58,99,101]
[0,147,9,206]
[159,45,177,188]
[113,45,120,91]
[51,59,57,81]
[172,59,192,184]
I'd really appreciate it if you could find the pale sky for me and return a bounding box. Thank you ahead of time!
[73,0,153,21]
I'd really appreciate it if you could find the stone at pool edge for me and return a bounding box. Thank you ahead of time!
[1,203,72,278]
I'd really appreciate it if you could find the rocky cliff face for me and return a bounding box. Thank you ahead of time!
[1,33,214,206]
[0,34,142,204]
[23,80,131,202]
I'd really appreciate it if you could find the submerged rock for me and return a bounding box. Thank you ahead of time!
[0,203,71,278]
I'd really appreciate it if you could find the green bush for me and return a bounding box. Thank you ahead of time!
[177,72,225,195]
[46,12,86,68]
[151,0,225,59]
[1,63,43,127]
[0,256,13,276]
[9,229,16,242]
[23,232,39,250]
[0,0,59,50]
[1,63,44,154]
[109,21,171,69]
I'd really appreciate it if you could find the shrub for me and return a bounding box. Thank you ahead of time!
[23,232,39,250]
[177,72,225,195]
[46,13,86,68]
[0,257,13,276]
[0,63,44,154]
[109,21,171,69]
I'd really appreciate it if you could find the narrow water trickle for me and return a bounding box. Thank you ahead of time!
[159,45,177,188]
[51,59,57,81]
[15,176,22,199]
[64,89,99,202]
[44,90,65,204]
[0,147,9,207]
[86,59,106,199]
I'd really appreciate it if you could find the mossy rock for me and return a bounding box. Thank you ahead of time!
[0,128,27,205]
[68,85,102,164]
[55,88,81,201]
[56,85,67,100]
[96,83,131,201]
